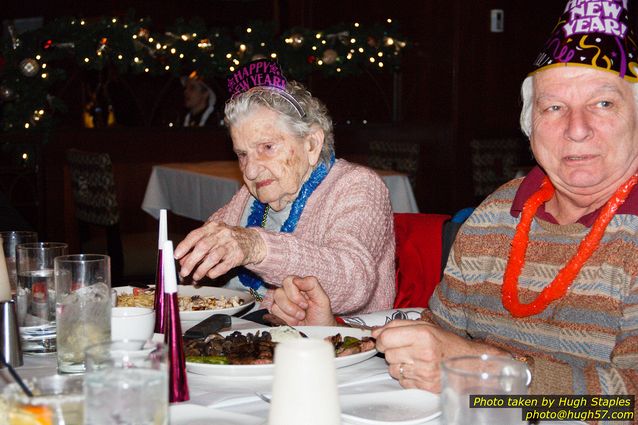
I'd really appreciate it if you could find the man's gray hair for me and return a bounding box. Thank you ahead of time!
[224,81,335,168]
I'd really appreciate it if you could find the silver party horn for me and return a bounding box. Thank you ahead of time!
[0,300,23,367]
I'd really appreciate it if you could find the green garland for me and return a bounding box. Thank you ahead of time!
[0,15,408,132]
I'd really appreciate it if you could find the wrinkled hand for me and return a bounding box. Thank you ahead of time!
[270,276,337,327]
[174,221,266,281]
[372,320,506,393]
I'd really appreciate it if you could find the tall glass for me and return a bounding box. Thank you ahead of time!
[55,254,111,374]
[84,340,168,425]
[16,242,67,354]
[0,231,37,296]
[440,354,531,425]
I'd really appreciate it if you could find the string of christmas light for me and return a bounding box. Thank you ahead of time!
[0,15,408,131]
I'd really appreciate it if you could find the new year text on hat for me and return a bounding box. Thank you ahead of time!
[531,0,638,81]
[227,60,286,97]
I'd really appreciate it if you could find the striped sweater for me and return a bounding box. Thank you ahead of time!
[428,177,638,417]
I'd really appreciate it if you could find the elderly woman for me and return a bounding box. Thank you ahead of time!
[174,59,395,315]
[270,0,638,407]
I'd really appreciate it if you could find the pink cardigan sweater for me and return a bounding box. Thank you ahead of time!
[209,159,396,314]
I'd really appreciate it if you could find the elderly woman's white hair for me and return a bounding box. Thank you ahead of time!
[224,81,335,169]
[519,74,638,138]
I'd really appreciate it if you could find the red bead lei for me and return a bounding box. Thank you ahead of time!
[502,173,638,317]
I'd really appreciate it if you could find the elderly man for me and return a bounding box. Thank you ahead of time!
[270,0,638,405]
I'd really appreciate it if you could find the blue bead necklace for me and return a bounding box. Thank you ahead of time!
[238,155,335,290]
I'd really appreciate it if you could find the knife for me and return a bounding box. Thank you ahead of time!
[183,314,232,340]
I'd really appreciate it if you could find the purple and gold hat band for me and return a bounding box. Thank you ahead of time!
[530,0,638,82]
[227,59,306,117]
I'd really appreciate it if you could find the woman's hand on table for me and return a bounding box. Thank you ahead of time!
[270,276,338,327]
[174,220,266,281]
[372,320,508,393]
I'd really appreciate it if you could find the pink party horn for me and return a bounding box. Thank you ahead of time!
[162,240,189,403]
[154,209,167,333]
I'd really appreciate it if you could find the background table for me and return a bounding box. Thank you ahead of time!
[142,161,419,221]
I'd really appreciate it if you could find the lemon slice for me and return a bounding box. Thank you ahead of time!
[9,406,53,425]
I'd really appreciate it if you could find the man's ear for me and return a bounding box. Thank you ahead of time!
[305,125,324,167]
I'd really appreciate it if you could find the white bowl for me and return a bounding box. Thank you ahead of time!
[111,307,155,341]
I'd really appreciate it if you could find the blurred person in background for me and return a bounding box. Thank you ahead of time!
[182,71,217,127]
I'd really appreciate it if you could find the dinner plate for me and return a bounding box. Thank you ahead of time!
[186,326,377,377]
[169,404,263,425]
[113,285,254,321]
[340,389,441,425]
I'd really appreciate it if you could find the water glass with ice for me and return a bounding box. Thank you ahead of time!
[84,340,168,425]
[0,230,37,296]
[440,354,531,425]
[55,254,111,374]
[3,374,84,425]
[16,242,67,354]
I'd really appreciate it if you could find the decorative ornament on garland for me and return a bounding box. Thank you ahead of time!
[0,85,16,102]
[322,49,338,65]
[19,58,40,77]
[290,33,304,48]
[137,28,150,39]
[97,37,108,55]
[7,25,21,50]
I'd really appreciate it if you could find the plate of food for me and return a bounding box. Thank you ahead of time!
[113,285,254,322]
[185,326,377,377]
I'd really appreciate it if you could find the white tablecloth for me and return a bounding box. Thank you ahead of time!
[141,161,419,221]
[0,318,440,425]
[1,317,588,425]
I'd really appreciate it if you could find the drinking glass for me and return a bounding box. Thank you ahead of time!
[55,254,111,374]
[0,231,37,296]
[15,242,67,354]
[3,374,84,425]
[440,354,531,425]
[84,340,168,425]
[268,338,341,425]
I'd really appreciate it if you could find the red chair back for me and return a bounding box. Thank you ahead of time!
[393,213,451,308]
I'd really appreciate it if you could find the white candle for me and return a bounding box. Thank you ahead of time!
[162,240,177,294]
[0,240,11,301]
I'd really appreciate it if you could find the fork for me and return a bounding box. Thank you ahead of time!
[255,392,272,403]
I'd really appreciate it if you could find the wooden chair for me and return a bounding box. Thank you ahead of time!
[66,149,159,285]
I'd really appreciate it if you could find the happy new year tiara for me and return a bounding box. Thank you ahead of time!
[227,59,306,117]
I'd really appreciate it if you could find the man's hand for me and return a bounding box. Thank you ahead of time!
[270,276,337,327]
[373,320,507,392]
